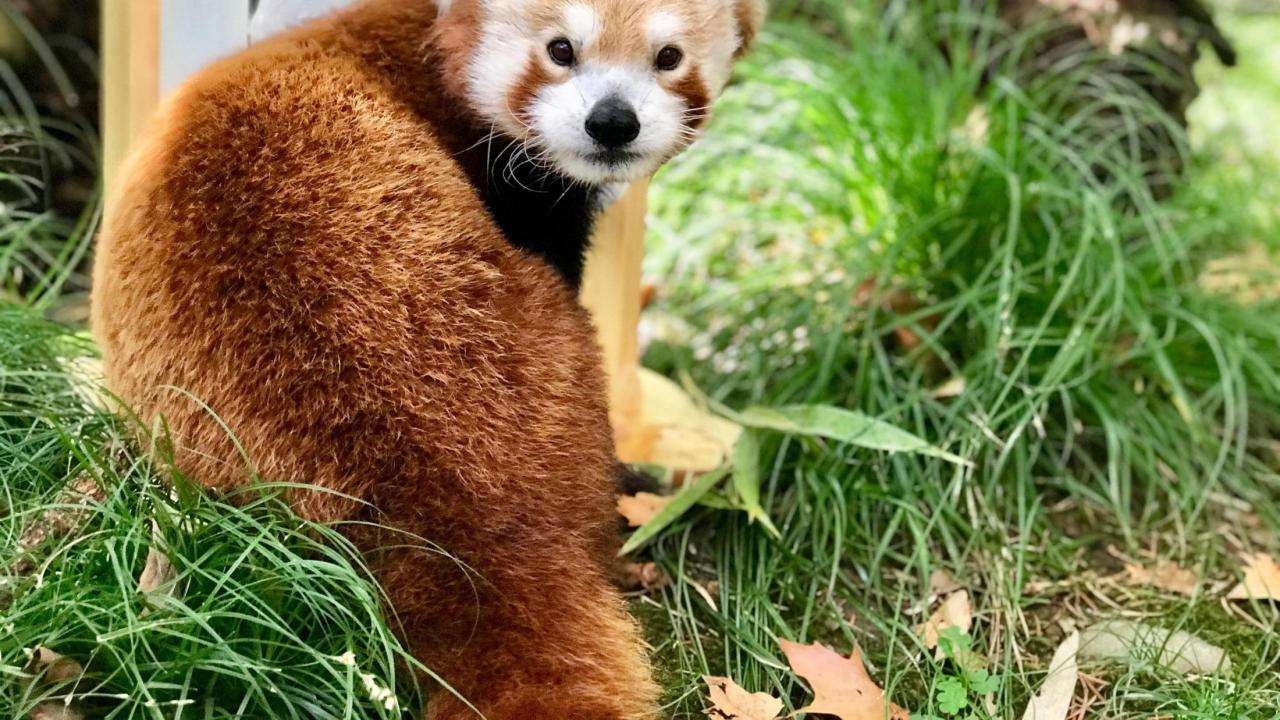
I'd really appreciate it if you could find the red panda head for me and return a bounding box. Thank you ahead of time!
[434,0,765,185]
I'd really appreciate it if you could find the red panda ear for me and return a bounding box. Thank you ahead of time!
[734,0,766,56]
[433,0,478,100]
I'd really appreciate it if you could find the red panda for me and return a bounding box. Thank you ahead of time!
[92,0,762,717]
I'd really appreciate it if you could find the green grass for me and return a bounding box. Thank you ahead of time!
[0,308,428,718]
[3,0,1280,717]
[638,0,1280,716]
[0,1,99,311]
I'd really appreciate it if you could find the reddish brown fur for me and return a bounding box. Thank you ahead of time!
[509,53,556,125]
[436,0,482,101]
[734,0,765,54]
[673,70,712,127]
[93,0,760,717]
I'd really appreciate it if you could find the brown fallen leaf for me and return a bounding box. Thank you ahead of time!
[928,570,962,596]
[138,547,177,594]
[1122,561,1197,596]
[779,640,909,720]
[613,561,668,592]
[1227,553,1280,601]
[703,676,783,720]
[29,703,86,720]
[852,279,938,352]
[137,522,181,616]
[23,647,87,720]
[917,590,973,653]
[24,647,82,684]
[615,369,743,472]
[617,492,673,528]
[1020,631,1079,720]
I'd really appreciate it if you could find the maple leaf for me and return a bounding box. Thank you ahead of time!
[779,640,909,719]
[703,676,783,720]
[1227,553,1280,601]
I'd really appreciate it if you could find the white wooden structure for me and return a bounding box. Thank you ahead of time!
[102,0,660,461]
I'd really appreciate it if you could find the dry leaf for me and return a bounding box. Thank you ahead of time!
[617,493,673,528]
[917,590,973,652]
[930,377,967,400]
[928,570,962,596]
[703,676,783,720]
[29,704,86,720]
[613,561,668,592]
[137,524,180,615]
[1121,561,1197,596]
[1020,631,1078,720]
[24,647,83,684]
[1079,620,1231,675]
[779,640,908,720]
[852,279,939,353]
[1227,553,1280,601]
[138,548,176,595]
[22,647,87,720]
[615,369,743,471]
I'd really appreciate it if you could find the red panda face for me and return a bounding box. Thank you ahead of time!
[435,0,765,185]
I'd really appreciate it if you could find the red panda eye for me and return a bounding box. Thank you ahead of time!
[548,39,576,67]
[655,46,683,71]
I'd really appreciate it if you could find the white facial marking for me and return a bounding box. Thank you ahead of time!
[467,3,531,135]
[564,4,602,48]
[459,0,748,186]
[647,10,684,47]
[434,0,454,14]
[530,66,687,184]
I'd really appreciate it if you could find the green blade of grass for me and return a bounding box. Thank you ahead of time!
[735,404,973,466]
[732,430,782,539]
[620,466,731,556]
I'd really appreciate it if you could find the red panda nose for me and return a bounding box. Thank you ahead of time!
[585,96,641,149]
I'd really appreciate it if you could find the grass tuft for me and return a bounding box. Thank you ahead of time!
[0,307,426,717]
[639,0,1280,714]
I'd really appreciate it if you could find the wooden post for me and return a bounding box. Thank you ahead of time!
[102,0,161,197]
[581,182,649,454]
[103,0,252,195]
